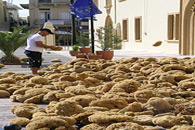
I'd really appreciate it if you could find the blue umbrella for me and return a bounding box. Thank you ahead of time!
[71,0,102,53]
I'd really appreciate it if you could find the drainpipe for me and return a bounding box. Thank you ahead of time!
[144,0,147,36]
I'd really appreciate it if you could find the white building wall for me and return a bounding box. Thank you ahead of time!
[94,0,180,54]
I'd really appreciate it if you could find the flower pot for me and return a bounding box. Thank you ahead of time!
[76,54,87,59]
[96,51,114,60]
[69,50,79,56]
[79,48,92,54]
[87,55,102,60]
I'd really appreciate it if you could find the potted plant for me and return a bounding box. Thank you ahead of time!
[0,26,35,64]
[77,32,92,54]
[96,23,122,60]
[86,53,102,60]
[76,53,87,59]
[69,45,79,56]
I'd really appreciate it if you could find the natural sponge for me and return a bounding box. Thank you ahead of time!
[109,79,140,93]
[9,117,30,127]
[51,59,62,62]
[106,122,144,130]
[89,98,128,109]
[10,104,45,119]
[0,64,4,69]
[119,102,142,113]
[0,78,16,84]
[65,95,98,107]
[0,90,10,98]
[26,117,76,130]
[134,90,155,103]
[144,97,172,113]
[55,46,63,51]
[152,115,182,128]
[29,76,49,85]
[88,112,133,123]
[55,100,85,116]
[80,123,107,130]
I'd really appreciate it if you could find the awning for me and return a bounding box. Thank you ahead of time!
[20,4,29,9]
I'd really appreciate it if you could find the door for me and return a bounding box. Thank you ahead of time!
[181,0,195,55]
[45,12,50,22]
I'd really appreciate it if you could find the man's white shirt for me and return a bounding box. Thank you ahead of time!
[25,33,45,53]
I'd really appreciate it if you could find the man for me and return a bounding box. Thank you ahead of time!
[24,28,57,74]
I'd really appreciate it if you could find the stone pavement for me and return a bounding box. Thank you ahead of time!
[0,46,194,129]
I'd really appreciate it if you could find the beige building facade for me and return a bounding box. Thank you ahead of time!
[0,0,4,28]
[0,1,22,31]
[24,0,71,31]
[93,0,195,55]
[0,0,9,31]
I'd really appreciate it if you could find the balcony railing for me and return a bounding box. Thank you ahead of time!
[37,0,70,4]
[34,19,72,26]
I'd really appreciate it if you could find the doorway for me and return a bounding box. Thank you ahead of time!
[45,12,50,22]
[181,0,195,55]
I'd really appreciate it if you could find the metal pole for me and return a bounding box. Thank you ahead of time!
[71,0,76,45]
[91,16,94,53]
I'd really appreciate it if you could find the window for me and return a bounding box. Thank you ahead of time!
[175,14,179,40]
[168,13,179,41]
[135,17,142,41]
[38,0,52,3]
[122,19,128,41]
[116,23,122,38]
[115,23,122,49]
[39,8,50,10]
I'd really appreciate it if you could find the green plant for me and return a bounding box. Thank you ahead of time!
[96,23,122,51]
[87,53,96,56]
[77,53,85,55]
[77,32,91,48]
[0,26,35,64]
[72,45,79,51]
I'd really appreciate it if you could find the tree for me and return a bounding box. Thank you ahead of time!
[0,26,35,64]
[96,23,122,51]
[77,32,91,48]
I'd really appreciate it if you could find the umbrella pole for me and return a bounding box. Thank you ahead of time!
[91,16,95,53]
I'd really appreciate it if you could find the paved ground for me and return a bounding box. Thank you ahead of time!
[0,47,74,129]
[0,99,25,129]
[0,46,194,129]
[1,46,194,74]
[0,99,46,129]
[0,46,74,74]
